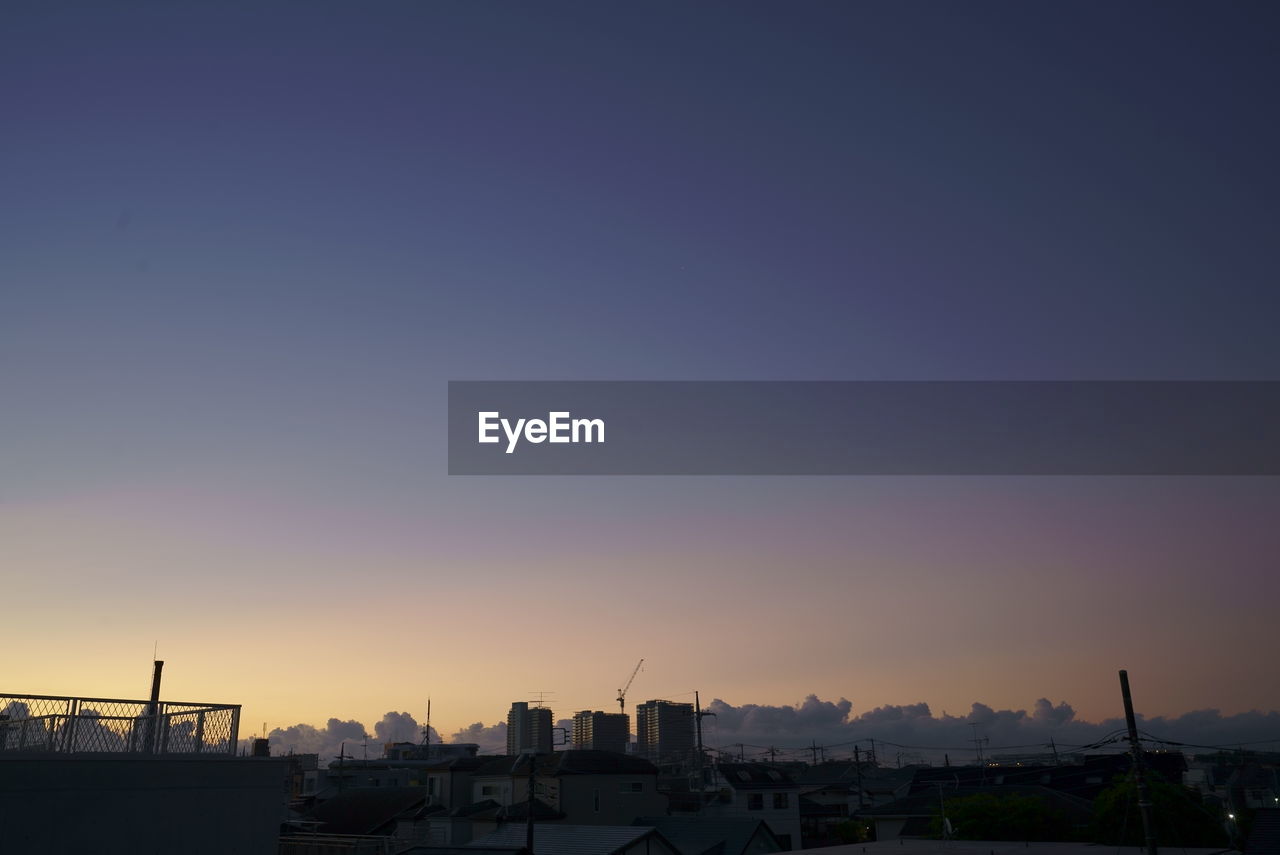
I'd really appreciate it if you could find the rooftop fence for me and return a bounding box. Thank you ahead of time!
[0,693,240,755]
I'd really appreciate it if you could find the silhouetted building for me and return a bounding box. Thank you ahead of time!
[506,702,552,755]
[470,751,665,826]
[383,741,479,762]
[0,690,283,855]
[572,711,629,754]
[635,700,694,764]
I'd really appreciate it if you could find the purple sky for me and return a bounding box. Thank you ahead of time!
[2,2,1278,741]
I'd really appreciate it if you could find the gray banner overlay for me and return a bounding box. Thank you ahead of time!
[448,381,1280,475]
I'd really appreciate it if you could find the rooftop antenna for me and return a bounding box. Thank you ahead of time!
[421,697,432,746]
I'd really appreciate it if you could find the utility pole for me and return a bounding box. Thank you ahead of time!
[525,752,537,855]
[969,722,986,765]
[422,697,432,750]
[1119,670,1158,855]
[969,722,988,785]
[854,745,866,809]
[694,692,716,790]
[937,782,950,840]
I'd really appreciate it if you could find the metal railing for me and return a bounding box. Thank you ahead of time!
[0,693,240,756]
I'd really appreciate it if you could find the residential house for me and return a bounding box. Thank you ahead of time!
[469,750,666,826]
[701,763,802,851]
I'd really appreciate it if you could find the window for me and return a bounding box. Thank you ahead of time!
[481,785,497,796]
[748,793,763,810]
[619,782,643,793]
[773,792,788,809]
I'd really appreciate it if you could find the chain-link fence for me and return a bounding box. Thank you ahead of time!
[0,694,240,755]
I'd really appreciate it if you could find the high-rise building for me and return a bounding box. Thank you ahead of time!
[506,702,553,755]
[635,699,694,763]
[571,710,630,754]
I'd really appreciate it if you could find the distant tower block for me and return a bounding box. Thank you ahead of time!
[635,699,694,764]
[571,711,629,754]
[506,701,553,755]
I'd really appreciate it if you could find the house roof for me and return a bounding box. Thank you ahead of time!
[553,750,659,776]
[418,755,496,773]
[634,816,783,855]
[470,823,677,855]
[308,786,427,835]
[405,802,448,820]
[716,763,798,790]
[473,751,659,779]
[452,798,503,817]
[797,762,866,786]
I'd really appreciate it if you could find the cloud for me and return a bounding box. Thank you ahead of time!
[707,694,854,741]
[448,721,508,754]
[374,710,438,744]
[1032,698,1076,727]
[234,698,1280,767]
[259,716,371,764]
[700,696,1280,763]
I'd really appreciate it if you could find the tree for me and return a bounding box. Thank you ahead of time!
[928,793,1075,841]
[1090,772,1227,847]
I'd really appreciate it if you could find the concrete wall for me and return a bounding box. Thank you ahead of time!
[0,752,289,855]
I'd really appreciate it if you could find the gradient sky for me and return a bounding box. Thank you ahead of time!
[3,2,1278,744]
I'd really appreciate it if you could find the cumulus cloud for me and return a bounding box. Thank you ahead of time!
[238,698,1280,767]
[375,710,438,744]
[254,717,370,764]
[448,721,507,754]
[700,695,1280,763]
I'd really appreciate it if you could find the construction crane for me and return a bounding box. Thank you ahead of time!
[617,658,644,714]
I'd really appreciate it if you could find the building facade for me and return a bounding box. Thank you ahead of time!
[635,700,694,764]
[506,701,553,755]
[572,710,630,754]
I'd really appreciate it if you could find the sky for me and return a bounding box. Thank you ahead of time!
[2,2,1278,756]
